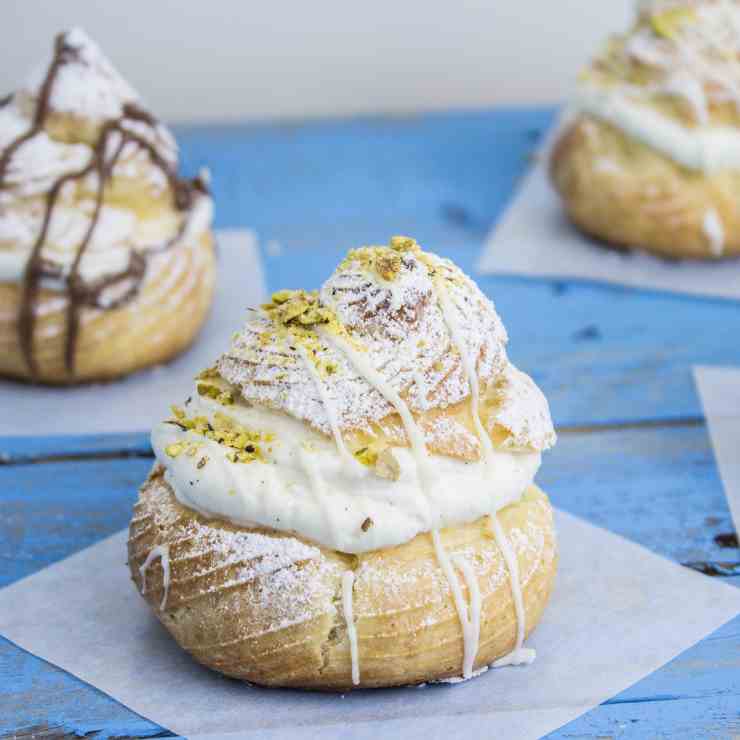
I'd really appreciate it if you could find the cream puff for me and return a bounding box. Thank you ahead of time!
[128,237,557,689]
[551,0,740,260]
[0,29,215,383]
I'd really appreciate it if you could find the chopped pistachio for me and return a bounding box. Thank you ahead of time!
[354,446,379,467]
[165,409,273,465]
[651,7,696,39]
[375,251,403,281]
[389,235,419,253]
[283,299,310,322]
[165,443,184,458]
[196,366,220,380]
[271,289,293,304]
[197,456,208,469]
[196,381,234,406]
[361,517,374,532]
[261,289,336,331]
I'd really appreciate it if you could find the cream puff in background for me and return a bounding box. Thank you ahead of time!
[0,29,215,384]
[552,1,740,260]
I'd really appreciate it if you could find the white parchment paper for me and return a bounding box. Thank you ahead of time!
[1,509,739,740]
[2,230,266,436]
[476,126,740,300]
[694,365,740,536]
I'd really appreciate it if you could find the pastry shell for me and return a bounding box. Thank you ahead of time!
[128,467,557,690]
[0,231,215,383]
[550,115,740,260]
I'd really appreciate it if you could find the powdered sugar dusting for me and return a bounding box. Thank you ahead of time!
[132,472,340,634]
[218,246,525,450]
[487,365,557,452]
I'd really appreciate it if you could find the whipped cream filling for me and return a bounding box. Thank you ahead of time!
[151,391,541,555]
[573,85,740,172]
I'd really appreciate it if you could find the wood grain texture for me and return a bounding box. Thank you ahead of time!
[2,108,740,738]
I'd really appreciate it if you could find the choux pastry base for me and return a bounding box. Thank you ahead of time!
[128,467,557,691]
[0,232,215,384]
[551,117,740,261]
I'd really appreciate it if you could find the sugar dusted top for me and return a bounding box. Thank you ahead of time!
[218,236,553,453]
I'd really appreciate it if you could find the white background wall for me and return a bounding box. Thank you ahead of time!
[2,1,632,123]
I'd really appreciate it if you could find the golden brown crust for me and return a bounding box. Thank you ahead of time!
[0,232,215,384]
[550,115,740,260]
[128,467,557,690]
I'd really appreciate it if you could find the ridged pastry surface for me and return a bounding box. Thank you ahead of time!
[552,0,740,259]
[0,28,214,382]
[128,469,557,690]
[133,237,557,687]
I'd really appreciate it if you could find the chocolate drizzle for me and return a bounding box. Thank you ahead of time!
[0,32,209,380]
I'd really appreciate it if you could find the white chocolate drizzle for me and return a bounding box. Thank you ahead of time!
[324,330,481,680]
[490,514,536,667]
[703,208,725,256]
[431,271,534,670]
[322,330,433,526]
[138,544,170,610]
[453,555,482,679]
[490,512,537,668]
[433,276,491,458]
[295,342,362,475]
[342,570,360,685]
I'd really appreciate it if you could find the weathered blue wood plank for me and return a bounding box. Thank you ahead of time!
[0,432,150,465]
[0,457,167,738]
[175,108,549,257]
[0,458,152,587]
[548,616,740,740]
[0,423,737,737]
[542,423,736,565]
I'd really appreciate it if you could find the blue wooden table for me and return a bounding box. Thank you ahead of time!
[1,106,739,739]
